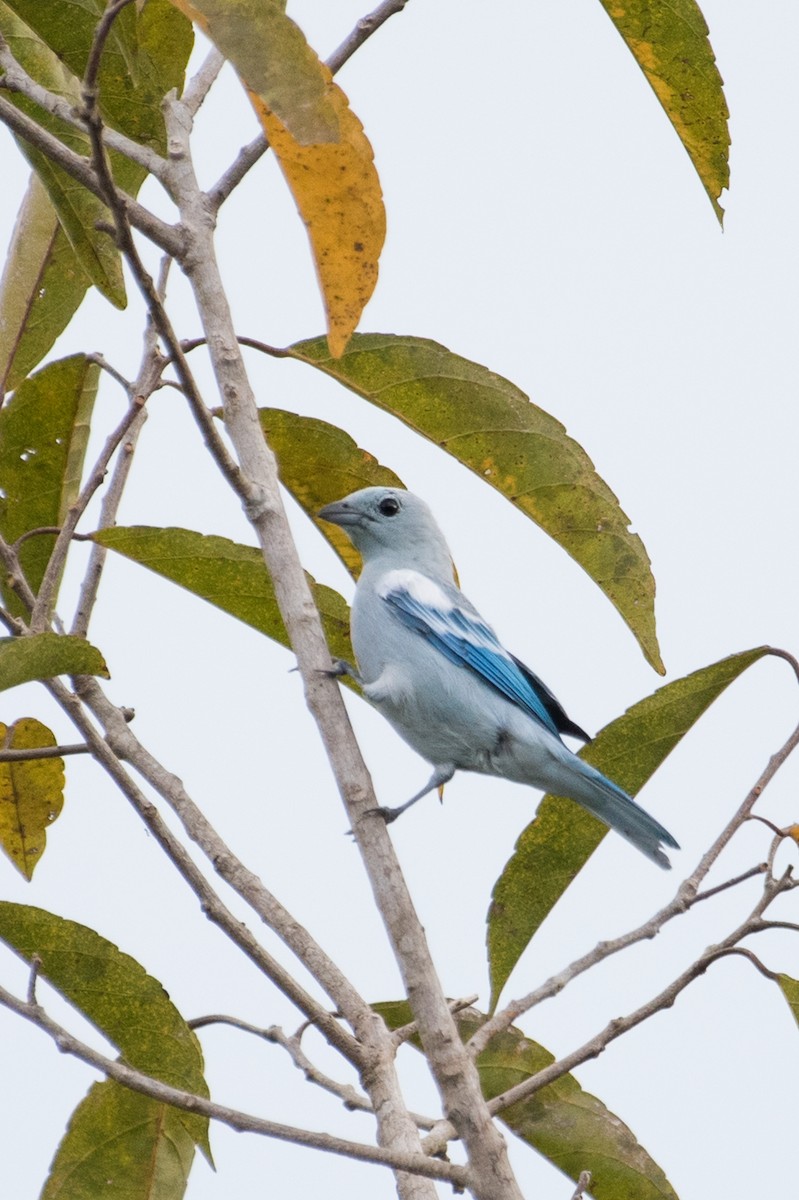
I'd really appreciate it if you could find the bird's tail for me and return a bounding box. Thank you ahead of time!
[563,756,678,869]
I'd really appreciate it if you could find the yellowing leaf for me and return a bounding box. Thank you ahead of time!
[777,975,799,1029]
[164,0,384,356]
[598,0,729,223]
[0,718,63,880]
[167,0,339,143]
[258,407,404,576]
[256,84,385,357]
[289,334,662,671]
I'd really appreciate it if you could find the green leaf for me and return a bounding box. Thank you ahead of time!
[0,0,193,315]
[487,647,771,1009]
[287,334,663,673]
[258,407,404,577]
[3,0,192,157]
[42,1079,196,1200]
[0,1,126,306]
[92,526,355,675]
[376,1002,677,1200]
[0,902,211,1159]
[0,717,63,880]
[166,0,341,144]
[597,0,729,223]
[777,974,799,1029]
[0,174,90,396]
[0,633,109,691]
[0,354,100,617]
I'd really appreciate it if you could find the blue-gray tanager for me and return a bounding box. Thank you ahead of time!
[319,487,678,868]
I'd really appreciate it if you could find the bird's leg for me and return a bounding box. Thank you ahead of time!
[322,658,362,685]
[366,765,456,825]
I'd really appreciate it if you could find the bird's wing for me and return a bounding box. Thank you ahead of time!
[378,569,563,737]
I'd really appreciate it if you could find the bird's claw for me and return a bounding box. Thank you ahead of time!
[345,805,399,837]
[322,658,362,684]
[367,804,400,824]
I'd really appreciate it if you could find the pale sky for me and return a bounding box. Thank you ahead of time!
[1,2,798,1197]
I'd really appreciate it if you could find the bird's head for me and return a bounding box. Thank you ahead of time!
[318,487,453,576]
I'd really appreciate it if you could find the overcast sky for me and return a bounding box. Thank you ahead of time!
[1,2,798,1197]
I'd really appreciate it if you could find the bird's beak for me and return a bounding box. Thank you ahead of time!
[318,500,360,527]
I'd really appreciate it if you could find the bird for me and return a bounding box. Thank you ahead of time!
[318,486,678,868]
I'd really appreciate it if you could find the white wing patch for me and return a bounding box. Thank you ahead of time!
[379,570,510,655]
[379,569,453,611]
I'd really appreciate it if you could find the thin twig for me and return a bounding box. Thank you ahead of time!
[0,32,166,181]
[0,744,89,762]
[0,95,181,257]
[78,71,244,496]
[26,956,42,1006]
[46,674,363,1065]
[470,690,799,1057]
[705,946,781,982]
[182,46,225,117]
[0,532,37,613]
[83,0,135,94]
[326,0,411,73]
[568,1171,592,1200]
[693,863,769,904]
[391,995,480,1048]
[86,353,134,392]
[0,980,468,1187]
[72,260,172,636]
[485,870,796,1116]
[12,527,93,551]
[189,1014,379,1117]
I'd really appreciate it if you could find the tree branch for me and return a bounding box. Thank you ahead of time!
[0,743,89,762]
[0,979,467,1187]
[159,71,524,1200]
[486,870,796,1115]
[71,268,170,637]
[326,0,411,73]
[0,32,166,181]
[0,94,182,257]
[181,46,225,117]
[47,673,364,1066]
[470,699,799,1057]
[29,394,147,631]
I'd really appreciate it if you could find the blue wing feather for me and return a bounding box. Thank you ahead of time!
[382,580,562,737]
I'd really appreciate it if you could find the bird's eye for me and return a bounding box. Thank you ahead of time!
[378,495,401,516]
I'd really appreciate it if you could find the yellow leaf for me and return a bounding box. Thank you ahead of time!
[165,0,385,355]
[255,79,385,357]
[0,718,64,880]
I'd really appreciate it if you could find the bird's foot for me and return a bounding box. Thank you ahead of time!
[321,658,362,684]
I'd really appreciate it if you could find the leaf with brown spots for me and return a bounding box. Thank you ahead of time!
[0,718,63,880]
[597,0,729,223]
[288,333,663,672]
